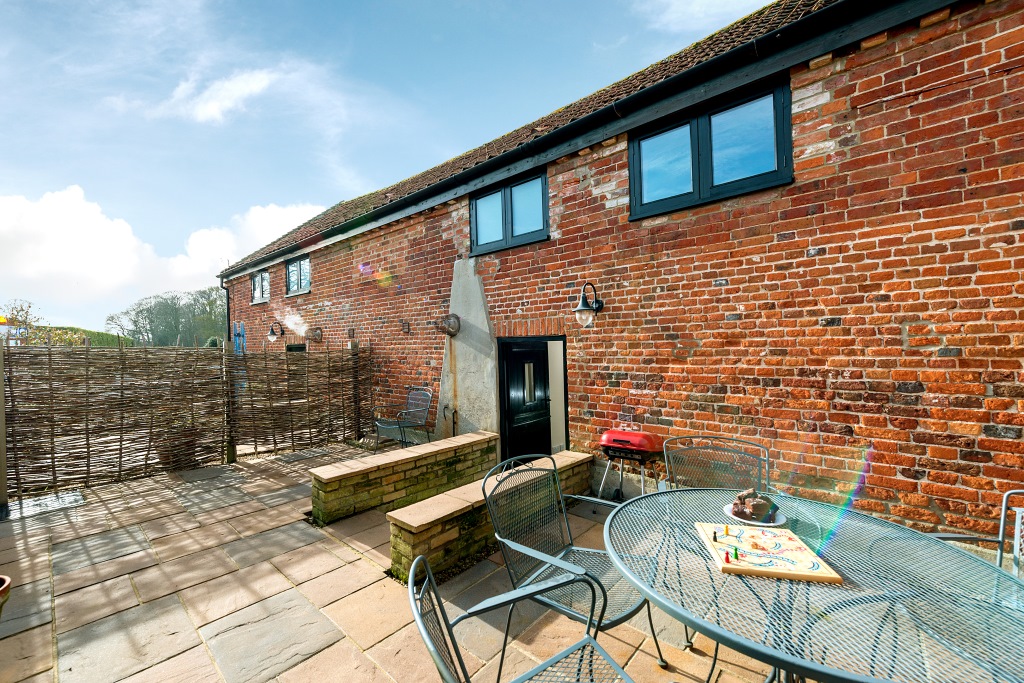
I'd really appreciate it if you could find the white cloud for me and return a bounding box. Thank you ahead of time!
[150,68,278,123]
[632,0,768,34]
[0,186,322,328]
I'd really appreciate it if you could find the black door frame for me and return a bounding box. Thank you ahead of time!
[497,335,569,462]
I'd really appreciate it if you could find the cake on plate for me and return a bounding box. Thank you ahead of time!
[730,488,777,523]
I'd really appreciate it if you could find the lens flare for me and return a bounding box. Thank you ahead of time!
[356,262,396,288]
[813,445,872,553]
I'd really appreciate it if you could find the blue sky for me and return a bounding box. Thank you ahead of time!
[0,0,765,331]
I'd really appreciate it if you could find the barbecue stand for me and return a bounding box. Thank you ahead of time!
[597,429,662,502]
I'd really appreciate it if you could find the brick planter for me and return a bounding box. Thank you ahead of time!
[309,432,498,525]
[387,450,594,582]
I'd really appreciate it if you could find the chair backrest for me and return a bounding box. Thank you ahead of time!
[663,435,769,492]
[1012,507,1023,580]
[403,387,432,424]
[482,455,572,587]
[996,489,1024,576]
[408,556,471,683]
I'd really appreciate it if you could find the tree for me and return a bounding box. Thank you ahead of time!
[105,287,226,347]
[1,299,86,346]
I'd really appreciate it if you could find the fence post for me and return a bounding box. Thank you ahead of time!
[0,341,8,520]
[223,344,237,464]
[352,341,362,441]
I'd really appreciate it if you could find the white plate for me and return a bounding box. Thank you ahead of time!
[723,503,787,527]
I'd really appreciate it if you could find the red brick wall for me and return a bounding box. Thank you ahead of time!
[228,0,1024,535]
[227,205,466,423]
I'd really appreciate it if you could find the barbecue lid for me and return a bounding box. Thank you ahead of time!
[599,429,662,452]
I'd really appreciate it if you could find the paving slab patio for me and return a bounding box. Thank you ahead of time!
[0,443,774,683]
[0,577,52,639]
[199,588,342,683]
[50,526,151,575]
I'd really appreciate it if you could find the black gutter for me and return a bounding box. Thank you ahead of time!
[220,0,953,280]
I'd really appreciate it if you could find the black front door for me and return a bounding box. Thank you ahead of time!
[499,340,551,461]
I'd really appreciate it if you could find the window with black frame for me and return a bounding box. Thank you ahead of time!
[285,256,310,294]
[251,271,269,303]
[470,173,548,255]
[629,83,792,220]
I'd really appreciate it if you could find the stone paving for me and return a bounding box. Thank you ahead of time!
[0,445,772,683]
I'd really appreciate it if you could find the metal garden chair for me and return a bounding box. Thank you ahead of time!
[660,435,771,682]
[932,488,1024,579]
[661,434,770,493]
[408,555,633,683]
[482,455,666,681]
[373,387,432,452]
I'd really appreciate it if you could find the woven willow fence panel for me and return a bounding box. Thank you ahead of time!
[226,346,372,457]
[3,345,372,500]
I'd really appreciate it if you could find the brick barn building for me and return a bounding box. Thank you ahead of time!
[220,0,1024,536]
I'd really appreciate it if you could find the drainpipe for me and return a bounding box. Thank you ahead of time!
[220,277,231,347]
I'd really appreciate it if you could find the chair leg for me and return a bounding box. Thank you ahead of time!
[705,640,720,683]
[593,458,614,511]
[496,604,514,683]
[645,602,667,668]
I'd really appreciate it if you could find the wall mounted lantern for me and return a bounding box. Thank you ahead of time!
[267,322,286,342]
[572,282,604,328]
[431,314,461,337]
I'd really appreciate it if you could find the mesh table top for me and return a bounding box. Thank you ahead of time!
[604,489,1024,683]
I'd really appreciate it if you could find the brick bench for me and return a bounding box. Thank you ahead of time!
[309,431,498,525]
[387,450,594,582]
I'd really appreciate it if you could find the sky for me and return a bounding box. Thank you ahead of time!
[0,0,767,331]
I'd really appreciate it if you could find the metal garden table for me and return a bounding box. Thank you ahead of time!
[604,489,1024,683]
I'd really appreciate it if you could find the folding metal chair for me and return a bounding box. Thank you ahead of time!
[373,387,432,452]
[660,435,771,682]
[482,455,666,681]
[661,435,769,492]
[408,555,633,683]
[932,488,1024,579]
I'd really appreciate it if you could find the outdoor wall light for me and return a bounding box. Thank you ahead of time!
[267,322,285,342]
[572,282,604,328]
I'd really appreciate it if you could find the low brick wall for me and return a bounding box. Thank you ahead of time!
[309,431,498,525]
[387,450,594,582]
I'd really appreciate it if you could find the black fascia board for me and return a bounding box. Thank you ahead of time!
[220,0,955,280]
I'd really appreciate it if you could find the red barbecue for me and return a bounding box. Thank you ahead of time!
[597,429,663,501]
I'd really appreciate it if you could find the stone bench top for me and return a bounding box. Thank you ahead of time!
[309,431,498,483]
[387,450,594,533]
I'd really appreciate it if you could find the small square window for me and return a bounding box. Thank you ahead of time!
[286,256,311,294]
[639,124,693,203]
[629,83,792,220]
[710,93,778,185]
[251,271,269,303]
[470,173,549,255]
